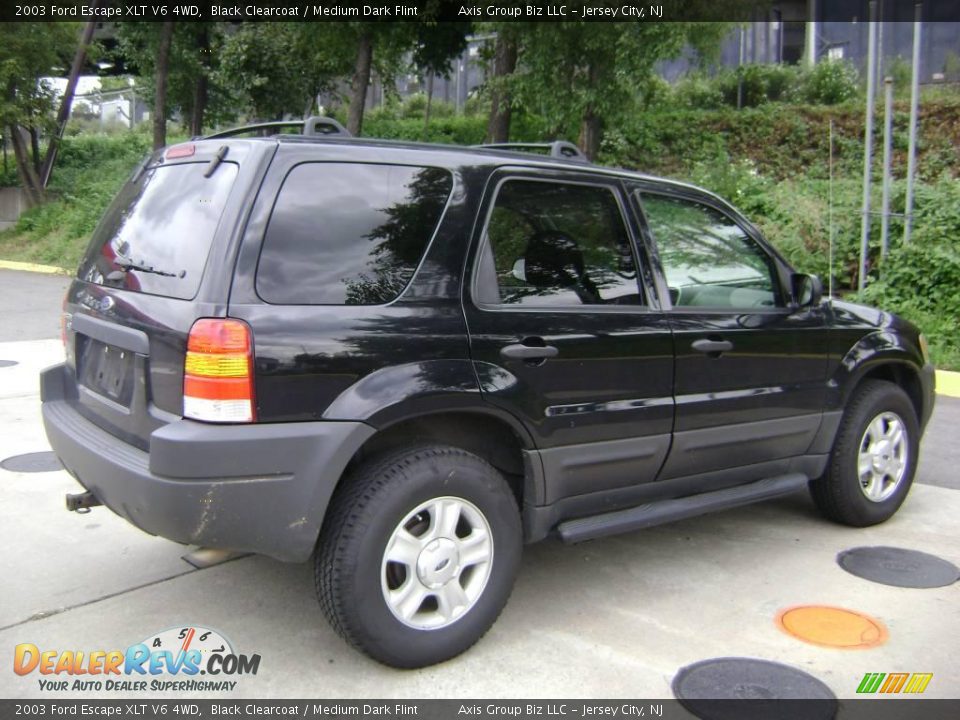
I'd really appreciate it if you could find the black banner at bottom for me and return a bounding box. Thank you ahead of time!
[2,699,960,720]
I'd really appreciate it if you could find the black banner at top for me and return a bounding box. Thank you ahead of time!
[5,0,960,23]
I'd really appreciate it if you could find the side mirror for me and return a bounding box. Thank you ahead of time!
[792,273,823,308]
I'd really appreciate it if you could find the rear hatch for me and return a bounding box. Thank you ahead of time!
[63,141,265,449]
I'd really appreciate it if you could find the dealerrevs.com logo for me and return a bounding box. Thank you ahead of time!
[14,626,261,693]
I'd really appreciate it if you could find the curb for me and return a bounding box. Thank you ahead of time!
[937,370,960,400]
[0,259,71,276]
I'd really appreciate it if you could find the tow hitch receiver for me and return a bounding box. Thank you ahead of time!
[66,491,102,514]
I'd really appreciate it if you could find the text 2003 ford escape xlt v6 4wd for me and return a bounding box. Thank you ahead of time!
[42,118,935,668]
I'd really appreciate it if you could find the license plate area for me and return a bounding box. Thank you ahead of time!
[77,337,136,406]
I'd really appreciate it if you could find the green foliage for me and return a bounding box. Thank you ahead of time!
[362,113,486,145]
[886,56,912,95]
[0,132,152,269]
[508,21,728,154]
[859,240,960,369]
[672,73,725,109]
[213,23,348,122]
[945,52,960,82]
[117,22,235,132]
[796,60,860,105]
[717,64,800,107]
[0,22,79,130]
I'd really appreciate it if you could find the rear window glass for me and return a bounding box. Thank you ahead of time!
[256,163,452,305]
[78,162,238,300]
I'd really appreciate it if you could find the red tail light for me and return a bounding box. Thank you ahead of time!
[183,318,256,423]
[165,143,196,160]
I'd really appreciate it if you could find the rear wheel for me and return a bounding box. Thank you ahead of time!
[315,445,522,668]
[810,380,919,526]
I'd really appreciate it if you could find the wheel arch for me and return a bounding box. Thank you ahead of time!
[833,332,928,426]
[337,408,540,512]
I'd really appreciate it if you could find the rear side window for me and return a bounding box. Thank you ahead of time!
[256,163,452,305]
[78,162,239,300]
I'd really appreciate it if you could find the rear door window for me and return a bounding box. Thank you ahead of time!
[78,162,239,300]
[256,163,452,305]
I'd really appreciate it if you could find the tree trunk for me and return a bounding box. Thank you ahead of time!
[577,63,603,161]
[9,125,44,207]
[189,26,209,137]
[347,32,373,136]
[153,21,175,150]
[486,34,518,144]
[578,110,602,162]
[423,74,434,137]
[190,74,208,137]
[41,18,97,187]
[29,127,41,175]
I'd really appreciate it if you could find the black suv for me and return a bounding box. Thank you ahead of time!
[42,117,935,668]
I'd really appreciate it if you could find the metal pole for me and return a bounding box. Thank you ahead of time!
[828,119,835,299]
[858,1,878,291]
[903,3,922,245]
[880,76,894,259]
[806,1,816,69]
[737,26,745,109]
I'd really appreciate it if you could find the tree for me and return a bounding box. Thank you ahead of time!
[411,22,471,133]
[215,23,352,123]
[0,22,78,205]
[153,21,174,149]
[484,27,519,143]
[515,21,726,160]
[117,22,234,138]
[343,24,413,136]
[41,19,98,186]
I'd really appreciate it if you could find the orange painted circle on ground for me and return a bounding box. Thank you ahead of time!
[776,605,888,649]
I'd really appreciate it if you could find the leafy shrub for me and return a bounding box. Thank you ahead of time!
[672,73,725,109]
[859,242,960,368]
[796,60,860,105]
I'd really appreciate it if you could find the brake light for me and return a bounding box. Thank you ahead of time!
[165,143,195,160]
[183,319,256,423]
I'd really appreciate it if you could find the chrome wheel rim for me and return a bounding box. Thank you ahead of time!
[857,411,908,503]
[380,496,493,630]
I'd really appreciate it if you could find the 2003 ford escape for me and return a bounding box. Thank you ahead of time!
[42,117,935,668]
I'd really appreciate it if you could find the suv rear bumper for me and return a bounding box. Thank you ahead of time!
[41,364,374,562]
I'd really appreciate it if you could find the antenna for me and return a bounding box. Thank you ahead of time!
[828,118,835,301]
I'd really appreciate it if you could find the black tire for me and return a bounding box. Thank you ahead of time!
[315,444,522,668]
[810,379,919,527]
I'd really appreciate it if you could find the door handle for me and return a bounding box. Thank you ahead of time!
[691,338,733,355]
[500,343,559,361]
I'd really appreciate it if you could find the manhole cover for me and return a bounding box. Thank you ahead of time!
[1,451,62,473]
[776,605,887,649]
[0,360,18,368]
[673,657,836,720]
[838,546,960,588]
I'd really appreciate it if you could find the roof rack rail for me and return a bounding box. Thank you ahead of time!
[472,140,588,162]
[202,116,352,140]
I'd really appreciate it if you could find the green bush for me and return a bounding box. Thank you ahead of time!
[859,242,960,368]
[796,60,860,105]
[727,64,800,107]
[672,73,725,110]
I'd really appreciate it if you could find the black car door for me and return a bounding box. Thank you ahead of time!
[463,168,674,507]
[632,184,829,485]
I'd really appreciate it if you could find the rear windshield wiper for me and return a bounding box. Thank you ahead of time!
[106,260,183,281]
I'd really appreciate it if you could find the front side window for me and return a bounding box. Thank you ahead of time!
[256,163,452,305]
[479,179,642,307]
[639,193,780,309]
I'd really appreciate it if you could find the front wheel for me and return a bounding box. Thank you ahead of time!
[810,380,920,527]
[315,445,522,668]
